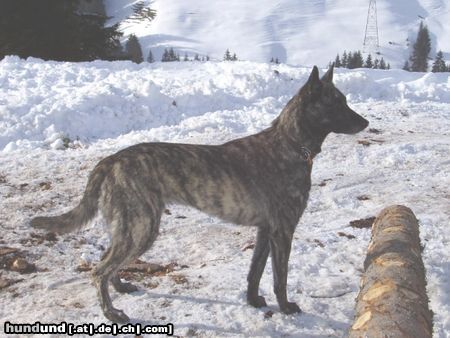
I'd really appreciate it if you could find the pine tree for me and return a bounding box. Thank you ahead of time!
[270,57,274,63]
[335,54,342,68]
[347,51,363,69]
[354,51,364,68]
[168,48,176,61]
[403,60,411,71]
[125,34,143,63]
[410,21,431,72]
[206,55,210,61]
[275,58,279,64]
[347,52,354,68]
[194,53,200,61]
[379,57,387,70]
[147,49,154,63]
[231,53,238,61]
[0,0,123,61]
[365,54,373,68]
[161,49,169,62]
[373,58,379,69]
[183,52,189,61]
[224,49,232,61]
[387,63,391,70]
[342,51,348,68]
[431,50,446,72]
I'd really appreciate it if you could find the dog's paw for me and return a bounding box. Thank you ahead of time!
[104,308,130,323]
[247,295,267,308]
[280,302,301,315]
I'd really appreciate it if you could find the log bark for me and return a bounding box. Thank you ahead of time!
[349,205,433,338]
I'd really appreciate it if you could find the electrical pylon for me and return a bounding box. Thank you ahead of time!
[363,0,380,54]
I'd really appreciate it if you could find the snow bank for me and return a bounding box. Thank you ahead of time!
[1,56,450,152]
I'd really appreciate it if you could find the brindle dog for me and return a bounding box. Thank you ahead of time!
[31,65,368,323]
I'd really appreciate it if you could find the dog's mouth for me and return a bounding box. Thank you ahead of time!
[348,117,369,134]
[333,113,369,134]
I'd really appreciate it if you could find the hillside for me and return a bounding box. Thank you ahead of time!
[105,0,450,67]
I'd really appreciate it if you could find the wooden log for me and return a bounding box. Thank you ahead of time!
[349,205,433,338]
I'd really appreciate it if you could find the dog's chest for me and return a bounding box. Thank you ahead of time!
[264,158,312,202]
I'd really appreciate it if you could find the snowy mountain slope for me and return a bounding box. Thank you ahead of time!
[0,57,449,336]
[105,0,450,67]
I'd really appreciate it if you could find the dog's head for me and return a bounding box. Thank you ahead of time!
[300,65,368,135]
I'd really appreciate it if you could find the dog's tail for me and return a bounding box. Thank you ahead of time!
[30,161,107,234]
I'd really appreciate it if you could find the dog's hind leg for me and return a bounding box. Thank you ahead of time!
[93,234,133,323]
[109,207,160,295]
[93,188,162,323]
[247,226,270,308]
[269,227,301,315]
[98,247,138,294]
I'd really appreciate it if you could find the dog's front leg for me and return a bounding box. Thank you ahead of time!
[269,229,301,314]
[247,226,270,308]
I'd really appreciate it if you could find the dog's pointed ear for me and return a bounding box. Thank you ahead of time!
[305,66,322,97]
[321,63,334,83]
[308,66,320,84]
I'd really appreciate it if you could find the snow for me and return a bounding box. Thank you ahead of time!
[0,57,449,337]
[104,0,450,68]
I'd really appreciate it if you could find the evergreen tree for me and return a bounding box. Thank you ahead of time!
[431,50,447,72]
[354,51,364,68]
[373,58,379,69]
[347,51,353,68]
[270,57,274,63]
[347,51,363,69]
[224,49,232,61]
[335,54,342,68]
[387,63,391,70]
[206,55,210,61]
[379,57,387,70]
[183,52,189,61]
[365,54,373,68]
[168,48,177,61]
[403,60,411,71]
[0,0,123,61]
[231,53,238,61]
[161,48,180,62]
[410,21,431,72]
[125,34,143,63]
[342,51,348,68]
[147,49,154,63]
[161,49,169,62]
[275,58,279,64]
[194,53,200,61]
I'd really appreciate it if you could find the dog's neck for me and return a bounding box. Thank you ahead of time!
[271,97,328,158]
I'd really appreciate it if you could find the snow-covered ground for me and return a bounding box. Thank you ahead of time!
[0,57,449,337]
[105,0,450,68]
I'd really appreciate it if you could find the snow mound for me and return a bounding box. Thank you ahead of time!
[1,56,450,152]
